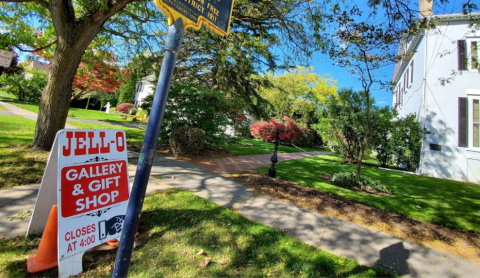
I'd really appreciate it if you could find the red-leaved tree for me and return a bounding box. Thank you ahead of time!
[250,116,315,147]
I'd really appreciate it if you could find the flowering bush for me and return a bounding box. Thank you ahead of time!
[250,116,316,147]
[117,103,135,113]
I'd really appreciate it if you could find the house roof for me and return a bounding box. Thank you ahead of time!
[391,11,480,84]
[30,60,51,73]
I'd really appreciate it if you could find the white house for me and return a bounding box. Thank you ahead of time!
[391,7,480,182]
[133,74,155,107]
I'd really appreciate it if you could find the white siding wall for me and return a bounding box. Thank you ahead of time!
[134,74,155,107]
[394,21,480,182]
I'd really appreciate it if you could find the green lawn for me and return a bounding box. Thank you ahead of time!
[0,190,388,277]
[216,138,329,155]
[0,91,145,125]
[67,121,147,149]
[253,154,480,233]
[0,89,17,101]
[0,115,49,189]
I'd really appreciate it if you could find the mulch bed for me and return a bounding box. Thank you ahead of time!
[227,171,480,263]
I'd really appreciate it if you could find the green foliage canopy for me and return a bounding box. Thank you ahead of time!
[260,66,337,125]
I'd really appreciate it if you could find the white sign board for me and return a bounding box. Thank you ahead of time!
[0,49,14,68]
[27,129,130,277]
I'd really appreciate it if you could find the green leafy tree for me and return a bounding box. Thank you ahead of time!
[0,67,46,102]
[0,0,166,150]
[142,83,248,144]
[0,0,327,150]
[260,66,337,125]
[316,88,375,163]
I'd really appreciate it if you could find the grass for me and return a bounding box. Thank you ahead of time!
[253,153,480,233]
[0,190,389,277]
[0,115,49,189]
[0,90,146,125]
[0,104,6,111]
[67,121,147,149]
[0,89,16,101]
[216,138,329,155]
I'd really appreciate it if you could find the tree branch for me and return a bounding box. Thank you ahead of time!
[13,40,57,52]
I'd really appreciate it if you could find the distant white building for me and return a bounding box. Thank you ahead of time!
[133,74,155,107]
[392,9,480,182]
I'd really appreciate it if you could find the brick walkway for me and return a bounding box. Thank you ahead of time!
[191,151,330,175]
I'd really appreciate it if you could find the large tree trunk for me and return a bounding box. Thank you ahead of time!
[32,25,103,150]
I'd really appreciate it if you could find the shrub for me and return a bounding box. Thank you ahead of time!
[128,108,138,115]
[250,116,317,147]
[169,127,206,155]
[110,107,116,112]
[117,103,135,113]
[0,67,46,103]
[142,83,248,144]
[330,172,388,193]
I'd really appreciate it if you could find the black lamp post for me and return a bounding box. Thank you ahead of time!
[268,128,280,178]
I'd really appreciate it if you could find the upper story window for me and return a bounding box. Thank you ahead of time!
[458,39,480,71]
[468,39,479,70]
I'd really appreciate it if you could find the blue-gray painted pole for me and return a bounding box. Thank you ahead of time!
[112,18,184,277]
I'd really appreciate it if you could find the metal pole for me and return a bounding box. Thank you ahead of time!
[112,18,184,277]
[268,128,280,178]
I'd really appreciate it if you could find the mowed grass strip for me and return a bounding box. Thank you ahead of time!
[216,138,328,156]
[253,154,480,233]
[0,115,49,189]
[0,190,390,277]
[67,121,147,149]
[0,92,143,125]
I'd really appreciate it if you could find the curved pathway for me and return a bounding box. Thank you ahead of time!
[191,151,330,175]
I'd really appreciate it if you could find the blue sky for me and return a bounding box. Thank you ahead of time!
[302,0,474,108]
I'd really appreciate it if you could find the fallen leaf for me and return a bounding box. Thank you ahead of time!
[162,193,167,198]
[416,206,421,209]
[196,249,205,256]
[172,176,176,179]
[204,257,211,267]
[219,260,229,265]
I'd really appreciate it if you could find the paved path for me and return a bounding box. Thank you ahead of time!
[1,100,479,276]
[0,100,146,129]
[191,151,330,174]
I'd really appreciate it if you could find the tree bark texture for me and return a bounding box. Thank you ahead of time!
[32,25,103,150]
[30,0,134,150]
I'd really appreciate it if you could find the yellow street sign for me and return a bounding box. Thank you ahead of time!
[154,0,235,36]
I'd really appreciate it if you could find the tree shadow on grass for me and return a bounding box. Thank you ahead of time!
[1,190,391,277]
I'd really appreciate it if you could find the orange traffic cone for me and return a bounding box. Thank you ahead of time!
[27,205,58,273]
[106,232,139,246]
